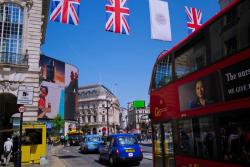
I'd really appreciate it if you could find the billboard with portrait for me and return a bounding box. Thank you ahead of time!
[64,64,78,120]
[178,72,222,111]
[40,55,65,86]
[38,81,64,119]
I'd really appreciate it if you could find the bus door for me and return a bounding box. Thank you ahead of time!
[163,122,175,167]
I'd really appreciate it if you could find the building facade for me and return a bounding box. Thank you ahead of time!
[0,0,49,150]
[78,84,120,135]
[0,0,48,125]
[127,102,150,134]
[119,107,128,131]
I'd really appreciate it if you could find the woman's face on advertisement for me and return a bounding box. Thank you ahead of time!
[195,80,205,99]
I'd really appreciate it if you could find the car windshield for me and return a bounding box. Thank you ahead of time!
[118,136,137,145]
[87,137,101,142]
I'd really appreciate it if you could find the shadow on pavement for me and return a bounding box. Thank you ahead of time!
[94,159,109,166]
[140,143,152,147]
[57,155,81,159]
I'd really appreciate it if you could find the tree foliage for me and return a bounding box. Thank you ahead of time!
[52,114,65,132]
[81,124,90,134]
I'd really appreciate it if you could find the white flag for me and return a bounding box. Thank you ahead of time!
[149,0,172,41]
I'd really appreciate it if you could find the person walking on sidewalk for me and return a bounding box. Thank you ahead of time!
[4,138,13,166]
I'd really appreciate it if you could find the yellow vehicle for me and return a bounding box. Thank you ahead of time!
[67,130,83,146]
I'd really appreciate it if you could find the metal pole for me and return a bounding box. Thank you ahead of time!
[106,100,109,136]
[18,112,23,167]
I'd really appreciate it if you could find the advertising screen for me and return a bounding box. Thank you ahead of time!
[40,55,65,86]
[64,64,78,120]
[38,81,64,119]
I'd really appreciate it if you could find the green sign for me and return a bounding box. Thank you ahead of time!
[133,100,145,109]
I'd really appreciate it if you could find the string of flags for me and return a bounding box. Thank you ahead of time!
[49,0,203,41]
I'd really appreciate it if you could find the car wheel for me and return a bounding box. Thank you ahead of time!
[109,155,116,167]
[134,162,140,166]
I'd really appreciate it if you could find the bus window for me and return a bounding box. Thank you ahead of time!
[178,119,194,155]
[193,117,217,160]
[153,124,164,167]
[153,55,172,89]
[210,0,250,62]
[218,111,250,165]
[175,39,206,79]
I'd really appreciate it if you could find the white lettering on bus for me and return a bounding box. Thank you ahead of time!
[237,68,250,78]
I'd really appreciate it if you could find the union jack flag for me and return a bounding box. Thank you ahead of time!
[50,0,80,26]
[105,0,130,35]
[185,6,202,33]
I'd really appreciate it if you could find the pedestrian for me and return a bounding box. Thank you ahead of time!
[4,138,13,166]
[47,136,53,151]
[64,135,69,146]
[12,136,18,161]
[60,135,64,145]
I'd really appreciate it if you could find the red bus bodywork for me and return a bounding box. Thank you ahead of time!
[150,0,250,166]
[151,48,250,123]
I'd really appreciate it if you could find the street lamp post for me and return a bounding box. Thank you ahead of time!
[105,99,112,136]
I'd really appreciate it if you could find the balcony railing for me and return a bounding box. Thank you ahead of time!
[0,52,28,66]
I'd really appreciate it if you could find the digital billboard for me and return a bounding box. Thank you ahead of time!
[39,55,78,121]
[64,64,78,120]
[40,55,65,86]
[38,81,64,119]
[133,100,145,109]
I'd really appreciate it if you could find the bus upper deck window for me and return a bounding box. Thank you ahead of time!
[154,55,172,89]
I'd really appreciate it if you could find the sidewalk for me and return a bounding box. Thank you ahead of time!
[1,145,66,167]
[46,145,66,167]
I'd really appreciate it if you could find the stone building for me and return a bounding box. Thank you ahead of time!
[78,84,120,135]
[119,107,128,131]
[0,0,49,126]
[127,102,150,134]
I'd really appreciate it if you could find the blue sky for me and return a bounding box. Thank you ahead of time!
[41,0,220,107]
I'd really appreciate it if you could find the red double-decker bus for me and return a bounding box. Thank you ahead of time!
[149,1,250,167]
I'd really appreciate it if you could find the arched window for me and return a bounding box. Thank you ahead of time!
[0,3,24,64]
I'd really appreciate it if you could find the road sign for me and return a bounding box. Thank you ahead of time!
[18,106,26,113]
[17,86,34,105]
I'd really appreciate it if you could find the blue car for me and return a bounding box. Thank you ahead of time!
[80,134,102,153]
[99,134,143,166]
